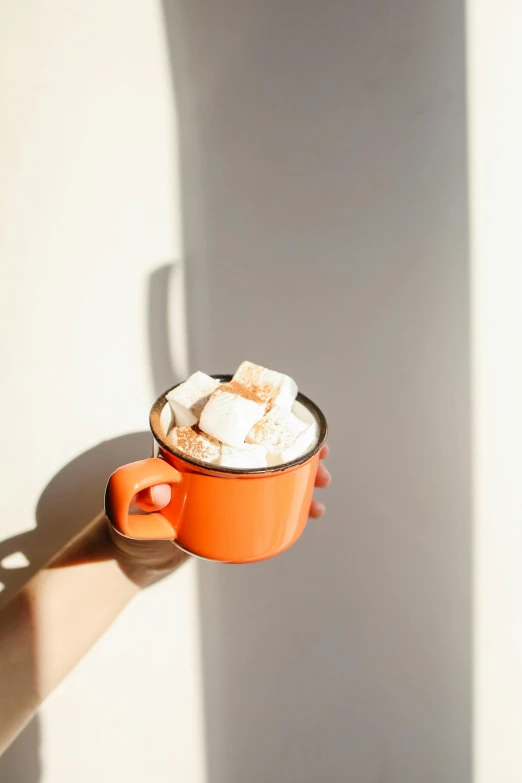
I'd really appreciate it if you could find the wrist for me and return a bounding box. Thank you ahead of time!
[107,518,189,588]
[49,513,188,590]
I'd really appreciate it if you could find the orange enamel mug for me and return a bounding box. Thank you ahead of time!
[105,375,328,563]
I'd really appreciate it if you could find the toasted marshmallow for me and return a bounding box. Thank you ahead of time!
[199,381,266,447]
[169,425,221,464]
[219,443,268,469]
[247,405,317,465]
[166,371,220,427]
[233,361,298,410]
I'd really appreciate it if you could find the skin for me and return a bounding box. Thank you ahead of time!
[0,446,330,755]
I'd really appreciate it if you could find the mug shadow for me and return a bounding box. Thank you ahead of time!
[147,262,183,397]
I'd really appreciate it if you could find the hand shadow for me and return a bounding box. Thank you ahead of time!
[0,431,153,780]
[0,261,184,779]
[0,432,151,607]
[0,260,182,606]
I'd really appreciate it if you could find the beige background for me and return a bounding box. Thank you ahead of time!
[0,0,519,781]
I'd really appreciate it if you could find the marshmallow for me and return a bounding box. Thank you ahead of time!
[233,361,298,410]
[219,443,268,469]
[160,402,174,438]
[291,399,317,427]
[166,371,220,427]
[169,425,221,464]
[247,405,317,465]
[199,381,266,447]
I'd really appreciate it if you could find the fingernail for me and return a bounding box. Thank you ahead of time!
[316,502,326,515]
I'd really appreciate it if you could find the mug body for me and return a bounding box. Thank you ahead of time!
[150,376,327,563]
[155,443,321,563]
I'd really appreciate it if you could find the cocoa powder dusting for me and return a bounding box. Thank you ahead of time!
[233,364,281,407]
[217,380,264,405]
[170,426,220,461]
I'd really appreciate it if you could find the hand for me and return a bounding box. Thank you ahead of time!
[308,444,330,518]
[109,445,330,585]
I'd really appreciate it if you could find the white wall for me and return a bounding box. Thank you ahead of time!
[10,0,521,781]
[0,2,205,782]
[468,2,522,781]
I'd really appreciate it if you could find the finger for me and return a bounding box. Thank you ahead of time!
[318,444,329,460]
[132,484,172,511]
[315,463,331,488]
[149,484,172,508]
[309,498,326,519]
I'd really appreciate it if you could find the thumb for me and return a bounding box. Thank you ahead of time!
[132,484,172,512]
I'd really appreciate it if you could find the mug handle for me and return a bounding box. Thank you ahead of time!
[105,458,182,540]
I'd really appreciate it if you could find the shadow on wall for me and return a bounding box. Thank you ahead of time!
[0,260,179,781]
[0,431,151,783]
[161,1,472,782]
[0,433,151,605]
[147,261,185,396]
[0,261,178,605]
[0,718,40,783]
